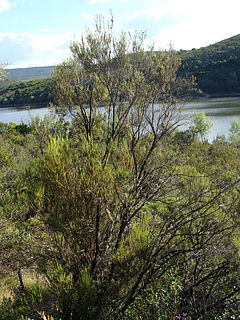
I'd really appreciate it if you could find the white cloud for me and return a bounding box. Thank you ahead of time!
[130,0,240,50]
[0,0,12,13]
[0,30,84,68]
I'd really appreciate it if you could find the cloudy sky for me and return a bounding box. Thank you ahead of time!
[0,0,239,68]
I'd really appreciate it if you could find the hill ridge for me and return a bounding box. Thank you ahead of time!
[5,66,55,81]
[178,34,240,94]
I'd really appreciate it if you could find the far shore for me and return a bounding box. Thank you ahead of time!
[0,102,50,108]
[203,92,240,98]
[1,94,240,109]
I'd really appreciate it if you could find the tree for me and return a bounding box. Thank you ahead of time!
[229,117,240,146]
[0,63,6,80]
[26,16,239,320]
[191,111,213,140]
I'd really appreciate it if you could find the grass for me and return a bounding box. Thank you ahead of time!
[0,269,47,301]
[0,270,57,320]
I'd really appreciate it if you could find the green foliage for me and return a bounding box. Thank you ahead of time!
[28,112,70,153]
[0,297,16,320]
[120,270,182,320]
[0,285,49,320]
[0,105,239,320]
[0,78,55,106]
[191,111,213,140]
[0,18,239,320]
[18,313,54,320]
[0,63,7,81]
[229,118,240,135]
[228,118,240,146]
[29,18,239,320]
[178,34,240,94]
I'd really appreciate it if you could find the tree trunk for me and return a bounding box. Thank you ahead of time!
[18,268,25,291]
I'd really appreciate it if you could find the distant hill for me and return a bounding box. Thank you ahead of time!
[5,66,55,81]
[178,34,240,95]
[0,79,55,107]
[1,34,240,106]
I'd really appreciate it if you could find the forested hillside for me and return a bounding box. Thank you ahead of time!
[0,78,55,106]
[178,34,240,94]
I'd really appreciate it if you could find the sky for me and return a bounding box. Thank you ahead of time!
[0,0,239,68]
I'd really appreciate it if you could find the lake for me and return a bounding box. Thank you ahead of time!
[0,97,240,141]
[0,105,50,124]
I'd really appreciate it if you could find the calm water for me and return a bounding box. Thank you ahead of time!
[1,97,240,141]
[0,105,50,124]
[182,97,240,141]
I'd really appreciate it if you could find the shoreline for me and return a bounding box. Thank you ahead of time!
[0,102,50,108]
[201,92,240,98]
[1,94,240,108]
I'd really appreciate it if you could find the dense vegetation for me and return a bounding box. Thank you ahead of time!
[178,34,240,95]
[0,78,55,106]
[0,21,239,320]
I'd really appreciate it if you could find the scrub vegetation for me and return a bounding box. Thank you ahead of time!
[0,18,239,320]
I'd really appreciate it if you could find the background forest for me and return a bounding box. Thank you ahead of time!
[178,34,240,94]
[0,19,239,320]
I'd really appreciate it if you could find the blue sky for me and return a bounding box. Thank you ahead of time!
[0,0,239,68]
